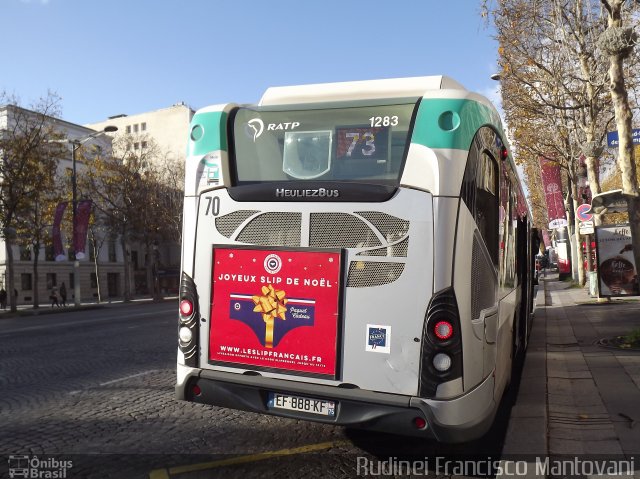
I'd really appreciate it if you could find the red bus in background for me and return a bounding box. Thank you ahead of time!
[556,241,571,279]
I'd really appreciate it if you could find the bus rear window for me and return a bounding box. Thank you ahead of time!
[230,101,418,186]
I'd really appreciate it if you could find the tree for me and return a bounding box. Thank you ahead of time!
[125,147,184,300]
[78,136,145,301]
[155,154,185,245]
[484,0,636,285]
[0,92,62,311]
[598,0,640,285]
[87,213,110,303]
[15,186,65,308]
[78,134,183,300]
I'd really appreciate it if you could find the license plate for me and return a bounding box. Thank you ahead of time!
[268,393,336,417]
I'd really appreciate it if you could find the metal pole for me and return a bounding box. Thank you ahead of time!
[72,143,81,307]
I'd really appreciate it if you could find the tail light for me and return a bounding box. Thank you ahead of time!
[434,321,454,340]
[432,353,452,372]
[180,299,194,317]
[418,287,463,397]
[179,272,200,367]
[413,417,427,429]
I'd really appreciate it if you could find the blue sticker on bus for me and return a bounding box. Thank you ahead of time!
[366,324,391,353]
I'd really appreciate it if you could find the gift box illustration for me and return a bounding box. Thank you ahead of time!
[230,284,316,348]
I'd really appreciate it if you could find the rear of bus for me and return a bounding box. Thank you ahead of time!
[176,76,505,442]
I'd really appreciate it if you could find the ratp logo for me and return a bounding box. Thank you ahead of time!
[246,118,264,142]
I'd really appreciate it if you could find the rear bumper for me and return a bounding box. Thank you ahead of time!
[176,368,497,443]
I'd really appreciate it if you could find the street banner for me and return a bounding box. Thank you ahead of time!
[595,224,640,297]
[539,158,567,229]
[542,229,551,248]
[209,246,342,378]
[52,202,68,261]
[73,200,92,260]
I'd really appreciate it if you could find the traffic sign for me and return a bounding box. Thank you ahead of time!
[607,128,640,147]
[576,203,593,222]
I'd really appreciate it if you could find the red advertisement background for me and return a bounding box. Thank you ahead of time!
[52,201,68,260]
[209,247,341,377]
[539,157,567,227]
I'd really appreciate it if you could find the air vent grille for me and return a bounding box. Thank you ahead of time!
[357,238,409,257]
[309,213,382,248]
[471,235,497,319]
[215,210,259,238]
[346,261,405,288]
[236,212,302,247]
[218,209,411,287]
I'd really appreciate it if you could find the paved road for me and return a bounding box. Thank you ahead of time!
[0,303,517,478]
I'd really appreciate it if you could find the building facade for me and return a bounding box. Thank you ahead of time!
[86,103,193,296]
[85,102,195,162]
[0,105,126,306]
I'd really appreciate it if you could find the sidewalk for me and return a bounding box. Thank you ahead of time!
[504,272,640,463]
[0,295,178,319]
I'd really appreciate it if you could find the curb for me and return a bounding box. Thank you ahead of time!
[499,286,547,477]
[0,297,177,320]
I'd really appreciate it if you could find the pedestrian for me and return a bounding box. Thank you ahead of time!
[50,287,59,308]
[0,288,6,310]
[59,282,67,307]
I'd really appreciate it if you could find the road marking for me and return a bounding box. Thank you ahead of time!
[148,440,349,478]
[99,369,162,386]
[69,369,163,394]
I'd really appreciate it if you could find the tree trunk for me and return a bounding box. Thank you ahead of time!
[6,241,16,313]
[573,203,586,286]
[604,0,640,291]
[569,180,585,285]
[93,248,102,304]
[585,154,603,235]
[145,241,153,297]
[32,243,40,309]
[121,233,132,302]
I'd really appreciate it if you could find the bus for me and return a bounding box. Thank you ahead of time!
[176,76,537,443]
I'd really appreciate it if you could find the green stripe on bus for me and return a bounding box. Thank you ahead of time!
[411,99,502,150]
[187,111,228,156]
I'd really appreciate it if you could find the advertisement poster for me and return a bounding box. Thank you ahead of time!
[595,224,639,297]
[209,246,342,378]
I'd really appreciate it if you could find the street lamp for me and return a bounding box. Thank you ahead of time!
[51,125,117,306]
